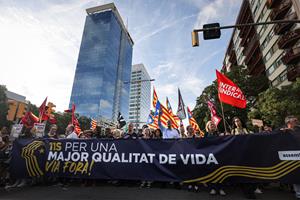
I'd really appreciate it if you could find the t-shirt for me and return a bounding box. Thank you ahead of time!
[162,128,180,139]
[67,132,79,139]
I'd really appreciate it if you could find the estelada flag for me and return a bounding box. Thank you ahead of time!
[216,70,246,109]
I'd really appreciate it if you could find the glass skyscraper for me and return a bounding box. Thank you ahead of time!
[69,3,133,121]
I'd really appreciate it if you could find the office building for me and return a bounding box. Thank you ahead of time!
[128,64,151,129]
[69,3,134,121]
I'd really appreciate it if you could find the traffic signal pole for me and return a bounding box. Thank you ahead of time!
[192,19,300,46]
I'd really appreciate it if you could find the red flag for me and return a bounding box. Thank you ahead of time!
[216,70,246,108]
[65,104,81,135]
[38,97,48,121]
[21,112,39,128]
[207,100,222,126]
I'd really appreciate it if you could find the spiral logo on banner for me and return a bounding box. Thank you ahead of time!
[184,160,300,183]
[21,140,45,177]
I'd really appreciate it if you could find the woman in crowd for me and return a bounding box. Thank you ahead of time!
[140,128,153,188]
[231,117,251,135]
[205,121,226,196]
[153,129,162,139]
[230,117,260,198]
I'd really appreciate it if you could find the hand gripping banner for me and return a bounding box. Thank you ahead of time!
[10,131,300,183]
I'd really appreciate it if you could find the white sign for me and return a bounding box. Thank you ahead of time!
[278,151,300,161]
[34,123,46,138]
[10,124,23,139]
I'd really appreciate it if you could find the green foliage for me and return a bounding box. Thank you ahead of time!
[193,66,269,131]
[0,85,10,128]
[52,112,71,134]
[78,115,91,131]
[248,78,300,128]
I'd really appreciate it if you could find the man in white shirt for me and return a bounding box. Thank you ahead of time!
[66,124,78,139]
[158,112,180,139]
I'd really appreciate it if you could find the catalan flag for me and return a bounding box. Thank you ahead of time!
[166,97,180,125]
[147,113,158,129]
[155,101,179,129]
[90,119,97,130]
[187,106,204,137]
[152,87,158,108]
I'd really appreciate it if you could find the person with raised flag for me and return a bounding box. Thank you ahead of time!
[216,70,246,109]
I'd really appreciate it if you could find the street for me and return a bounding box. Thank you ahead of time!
[0,184,296,200]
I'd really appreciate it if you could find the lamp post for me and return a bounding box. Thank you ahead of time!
[124,79,155,131]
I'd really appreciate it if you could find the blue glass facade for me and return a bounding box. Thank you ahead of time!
[69,10,133,121]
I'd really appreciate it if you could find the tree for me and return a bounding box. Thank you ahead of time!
[248,78,300,128]
[0,85,10,128]
[78,115,91,131]
[193,66,269,131]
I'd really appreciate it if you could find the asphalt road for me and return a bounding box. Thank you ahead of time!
[0,184,296,200]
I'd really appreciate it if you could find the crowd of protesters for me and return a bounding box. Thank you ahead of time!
[0,114,299,199]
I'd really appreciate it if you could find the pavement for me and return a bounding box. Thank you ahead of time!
[0,183,296,200]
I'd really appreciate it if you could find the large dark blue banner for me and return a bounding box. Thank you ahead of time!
[10,131,300,183]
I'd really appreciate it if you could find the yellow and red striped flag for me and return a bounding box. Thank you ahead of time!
[90,119,97,130]
[187,106,204,137]
[155,101,179,129]
[152,87,158,108]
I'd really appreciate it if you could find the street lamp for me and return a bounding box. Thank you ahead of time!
[124,79,155,131]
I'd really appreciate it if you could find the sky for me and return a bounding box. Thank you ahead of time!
[0,0,242,113]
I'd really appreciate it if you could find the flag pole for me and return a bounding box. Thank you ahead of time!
[220,101,228,134]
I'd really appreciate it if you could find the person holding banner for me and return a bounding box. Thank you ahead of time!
[204,121,226,196]
[231,117,251,135]
[66,124,78,139]
[123,123,138,139]
[186,125,194,138]
[47,124,58,139]
[282,116,300,199]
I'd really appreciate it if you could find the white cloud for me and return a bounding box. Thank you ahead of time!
[0,1,96,111]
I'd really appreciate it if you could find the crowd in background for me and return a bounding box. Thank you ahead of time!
[0,115,299,199]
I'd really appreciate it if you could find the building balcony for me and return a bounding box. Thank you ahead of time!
[274,12,297,35]
[240,27,255,47]
[287,64,300,81]
[248,54,263,74]
[228,49,237,63]
[266,0,280,9]
[270,0,292,21]
[278,28,300,49]
[282,47,300,65]
[243,39,260,64]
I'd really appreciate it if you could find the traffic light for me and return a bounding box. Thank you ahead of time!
[191,31,199,47]
[203,23,221,40]
[7,100,18,121]
[16,102,27,119]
